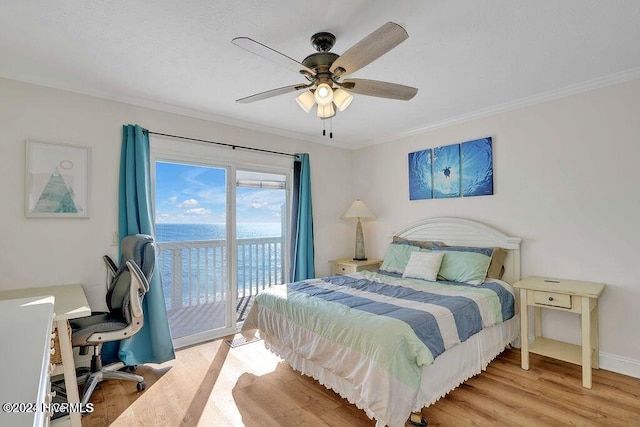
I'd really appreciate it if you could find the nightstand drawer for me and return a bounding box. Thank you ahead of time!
[334,264,356,275]
[533,290,571,308]
[329,259,382,276]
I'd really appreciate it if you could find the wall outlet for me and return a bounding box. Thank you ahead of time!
[111,231,119,246]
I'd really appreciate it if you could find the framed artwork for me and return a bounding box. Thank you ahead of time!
[409,136,494,201]
[432,144,461,198]
[461,137,494,197]
[25,139,90,218]
[408,148,433,200]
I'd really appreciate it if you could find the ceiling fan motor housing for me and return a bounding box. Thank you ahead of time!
[302,52,339,76]
[305,32,341,84]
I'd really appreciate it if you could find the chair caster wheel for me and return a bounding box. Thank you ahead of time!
[408,412,427,426]
[136,381,146,391]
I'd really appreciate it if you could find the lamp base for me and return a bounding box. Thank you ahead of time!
[353,218,367,262]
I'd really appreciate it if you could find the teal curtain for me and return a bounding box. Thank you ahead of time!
[109,124,175,365]
[290,153,315,280]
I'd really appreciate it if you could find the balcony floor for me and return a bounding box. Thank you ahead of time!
[166,295,255,339]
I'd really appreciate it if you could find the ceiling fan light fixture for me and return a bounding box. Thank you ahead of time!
[314,82,333,106]
[295,90,315,113]
[333,88,353,111]
[317,102,335,119]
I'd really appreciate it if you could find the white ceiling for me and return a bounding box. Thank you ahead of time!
[1,1,640,150]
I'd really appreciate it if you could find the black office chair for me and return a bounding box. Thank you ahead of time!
[69,234,155,405]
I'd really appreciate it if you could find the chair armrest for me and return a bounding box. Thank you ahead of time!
[103,255,118,276]
[126,260,149,319]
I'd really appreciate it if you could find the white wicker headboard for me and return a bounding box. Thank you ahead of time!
[395,217,522,285]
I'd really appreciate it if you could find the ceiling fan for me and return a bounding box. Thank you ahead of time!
[232,22,418,136]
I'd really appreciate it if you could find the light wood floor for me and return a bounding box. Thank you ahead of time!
[82,338,640,426]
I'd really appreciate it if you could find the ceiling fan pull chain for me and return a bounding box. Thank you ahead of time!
[330,117,333,139]
[322,117,326,136]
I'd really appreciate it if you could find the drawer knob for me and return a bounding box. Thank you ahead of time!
[548,297,554,301]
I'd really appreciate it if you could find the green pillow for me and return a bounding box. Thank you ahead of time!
[436,250,491,285]
[380,243,423,274]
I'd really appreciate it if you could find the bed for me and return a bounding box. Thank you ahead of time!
[241,217,522,427]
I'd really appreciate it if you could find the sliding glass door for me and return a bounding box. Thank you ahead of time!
[235,170,288,323]
[152,159,289,347]
[154,161,233,346]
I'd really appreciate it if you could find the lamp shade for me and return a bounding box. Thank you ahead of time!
[333,88,353,111]
[314,82,334,106]
[295,90,315,113]
[317,102,335,118]
[342,199,375,219]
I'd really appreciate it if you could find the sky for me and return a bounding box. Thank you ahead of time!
[154,162,286,224]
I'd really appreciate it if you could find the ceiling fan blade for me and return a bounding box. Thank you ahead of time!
[342,79,418,100]
[330,22,409,77]
[232,37,316,77]
[236,83,311,104]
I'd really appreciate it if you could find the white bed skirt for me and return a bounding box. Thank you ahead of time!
[415,314,519,409]
[243,306,519,427]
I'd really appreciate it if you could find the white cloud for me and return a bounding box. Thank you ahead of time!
[178,198,199,208]
[237,190,284,212]
[168,196,178,204]
[185,207,211,216]
[251,199,269,209]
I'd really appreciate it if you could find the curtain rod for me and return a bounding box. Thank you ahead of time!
[145,130,297,158]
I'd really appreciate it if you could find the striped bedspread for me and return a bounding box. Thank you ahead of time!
[242,270,515,427]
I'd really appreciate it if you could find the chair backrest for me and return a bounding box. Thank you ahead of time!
[121,234,156,278]
[106,234,156,324]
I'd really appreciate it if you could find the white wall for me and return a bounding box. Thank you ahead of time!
[353,78,640,377]
[0,78,354,307]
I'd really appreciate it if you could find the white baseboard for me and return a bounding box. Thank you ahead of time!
[599,352,640,379]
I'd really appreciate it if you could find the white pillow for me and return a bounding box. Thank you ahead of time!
[402,251,445,281]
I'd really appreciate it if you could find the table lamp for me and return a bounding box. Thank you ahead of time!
[342,199,375,261]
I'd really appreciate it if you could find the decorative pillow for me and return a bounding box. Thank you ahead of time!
[431,244,507,281]
[486,247,507,280]
[402,251,445,281]
[392,236,445,250]
[380,243,423,274]
[432,245,492,285]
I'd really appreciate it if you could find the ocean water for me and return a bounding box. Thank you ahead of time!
[156,223,284,309]
[156,222,282,242]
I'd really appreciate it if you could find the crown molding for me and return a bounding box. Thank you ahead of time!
[398,67,640,141]
[0,73,328,145]
[5,66,640,151]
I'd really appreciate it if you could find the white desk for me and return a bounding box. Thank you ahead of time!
[0,284,91,427]
[0,296,55,427]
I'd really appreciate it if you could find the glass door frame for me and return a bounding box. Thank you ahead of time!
[235,166,292,327]
[150,144,292,348]
[151,155,236,348]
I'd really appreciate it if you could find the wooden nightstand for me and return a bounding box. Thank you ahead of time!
[329,258,382,275]
[513,276,606,389]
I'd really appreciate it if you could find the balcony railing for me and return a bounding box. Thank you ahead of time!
[157,237,285,312]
